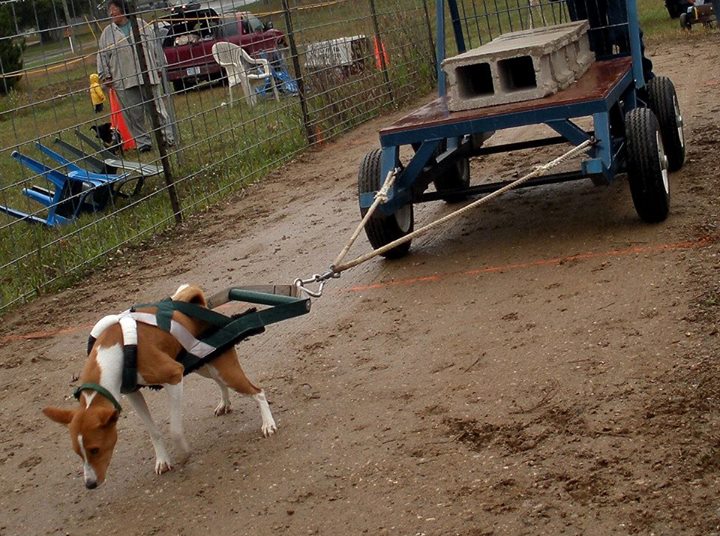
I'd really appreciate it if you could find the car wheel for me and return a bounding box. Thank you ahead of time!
[646,77,685,171]
[358,149,413,259]
[434,155,470,203]
[625,108,670,223]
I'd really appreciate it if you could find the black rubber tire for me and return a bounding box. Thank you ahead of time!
[679,12,690,27]
[358,149,413,259]
[646,77,685,172]
[433,155,470,203]
[625,108,670,223]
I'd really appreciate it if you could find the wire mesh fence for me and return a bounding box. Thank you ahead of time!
[0,0,443,312]
[0,0,623,313]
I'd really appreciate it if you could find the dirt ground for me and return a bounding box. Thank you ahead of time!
[1,37,719,536]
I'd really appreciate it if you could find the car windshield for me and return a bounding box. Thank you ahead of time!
[246,13,264,32]
[162,8,219,47]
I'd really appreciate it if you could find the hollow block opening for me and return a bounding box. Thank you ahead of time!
[497,56,536,92]
[456,62,494,98]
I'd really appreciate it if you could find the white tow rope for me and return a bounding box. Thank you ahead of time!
[295,139,594,297]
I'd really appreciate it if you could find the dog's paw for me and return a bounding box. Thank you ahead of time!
[155,458,173,475]
[214,402,232,416]
[261,421,277,437]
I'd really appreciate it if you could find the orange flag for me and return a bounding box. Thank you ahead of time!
[108,88,136,151]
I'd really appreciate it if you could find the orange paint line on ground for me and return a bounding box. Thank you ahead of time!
[1,237,714,343]
[348,236,716,292]
[0,323,93,344]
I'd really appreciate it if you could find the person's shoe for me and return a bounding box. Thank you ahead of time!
[138,145,152,153]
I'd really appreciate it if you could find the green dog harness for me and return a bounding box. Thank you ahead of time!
[85,285,311,394]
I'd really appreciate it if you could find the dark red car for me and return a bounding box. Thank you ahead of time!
[160,5,286,90]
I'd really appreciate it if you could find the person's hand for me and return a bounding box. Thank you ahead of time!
[102,77,113,89]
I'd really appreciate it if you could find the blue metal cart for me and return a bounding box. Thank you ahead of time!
[357,0,686,258]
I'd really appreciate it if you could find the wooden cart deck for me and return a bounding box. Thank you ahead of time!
[380,57,633,141]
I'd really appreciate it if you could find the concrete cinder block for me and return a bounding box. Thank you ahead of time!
[442,21,594,111]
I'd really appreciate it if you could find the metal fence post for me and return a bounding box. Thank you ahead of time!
[422,0,438,81]
[369,0,394,106]
[127,2,182,224]
[281,0,316,145]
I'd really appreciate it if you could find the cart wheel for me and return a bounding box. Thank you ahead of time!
[625,108,670,223]
[646,77,685,172]
[679,12,690,27]
[434,156,470,203]
[358,149,413,258]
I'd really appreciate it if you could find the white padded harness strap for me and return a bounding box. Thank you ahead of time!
[90,312,138,348]
[129,312,216,358]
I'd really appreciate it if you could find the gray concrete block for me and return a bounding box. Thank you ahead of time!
[442,21,594,111]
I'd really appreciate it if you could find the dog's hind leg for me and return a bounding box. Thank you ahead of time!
[196,364,232,416]
[126,390,174,474]
[164,382,191,455]
[204,351,277,436]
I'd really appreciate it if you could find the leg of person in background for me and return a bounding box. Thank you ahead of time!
[567,0,654,82]
[115,87,153,151]
[713,0,720,27]
[150,84,175,146]
[606,0,654,81]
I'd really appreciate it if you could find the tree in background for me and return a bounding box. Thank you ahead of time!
[0,5,25,94]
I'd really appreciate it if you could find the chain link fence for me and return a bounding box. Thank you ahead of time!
[0,0,442,312]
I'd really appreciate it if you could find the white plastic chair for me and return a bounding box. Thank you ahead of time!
[211,42,280,106]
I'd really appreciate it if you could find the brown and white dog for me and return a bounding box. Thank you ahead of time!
[43,284,276,489]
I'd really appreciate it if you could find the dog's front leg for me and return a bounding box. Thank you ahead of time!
[164,382,190,455]
[254,391,277,437]
[126,391,174,474]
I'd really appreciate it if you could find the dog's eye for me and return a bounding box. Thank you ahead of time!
[89,448,100,457]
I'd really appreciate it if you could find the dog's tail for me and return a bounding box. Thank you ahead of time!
[171,284,208,308]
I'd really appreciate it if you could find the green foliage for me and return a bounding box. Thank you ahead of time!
[0,6,25,94]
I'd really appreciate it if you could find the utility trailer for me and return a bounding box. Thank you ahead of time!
[357,0,685,258]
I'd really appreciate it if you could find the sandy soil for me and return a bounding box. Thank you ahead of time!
[0,38,719,536]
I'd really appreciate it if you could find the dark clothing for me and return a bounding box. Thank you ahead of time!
[565,0,654,81]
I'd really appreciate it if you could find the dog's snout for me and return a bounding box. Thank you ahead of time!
[85,479,98,490]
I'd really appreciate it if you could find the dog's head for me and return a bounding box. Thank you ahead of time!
[43,397,119,489]
[90,123,114,145]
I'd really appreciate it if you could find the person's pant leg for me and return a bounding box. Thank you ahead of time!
[713,0,720,26]
[150,85,175,145]
[115,87,152,148]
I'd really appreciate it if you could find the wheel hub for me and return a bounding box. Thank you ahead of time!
[673,95,685,149]
[394,203,413,233]
[656,131,669,194]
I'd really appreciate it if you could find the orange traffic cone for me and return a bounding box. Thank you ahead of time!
[373,36,389,70]
[108,88,136,151]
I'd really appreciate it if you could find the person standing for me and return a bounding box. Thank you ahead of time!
[96,0,174,152]
[89,73,106,113]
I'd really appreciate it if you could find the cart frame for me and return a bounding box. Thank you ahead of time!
[358,0,685,256]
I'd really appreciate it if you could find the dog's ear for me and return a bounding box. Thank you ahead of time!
[97,407,120,428]
[43,406,75,426]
